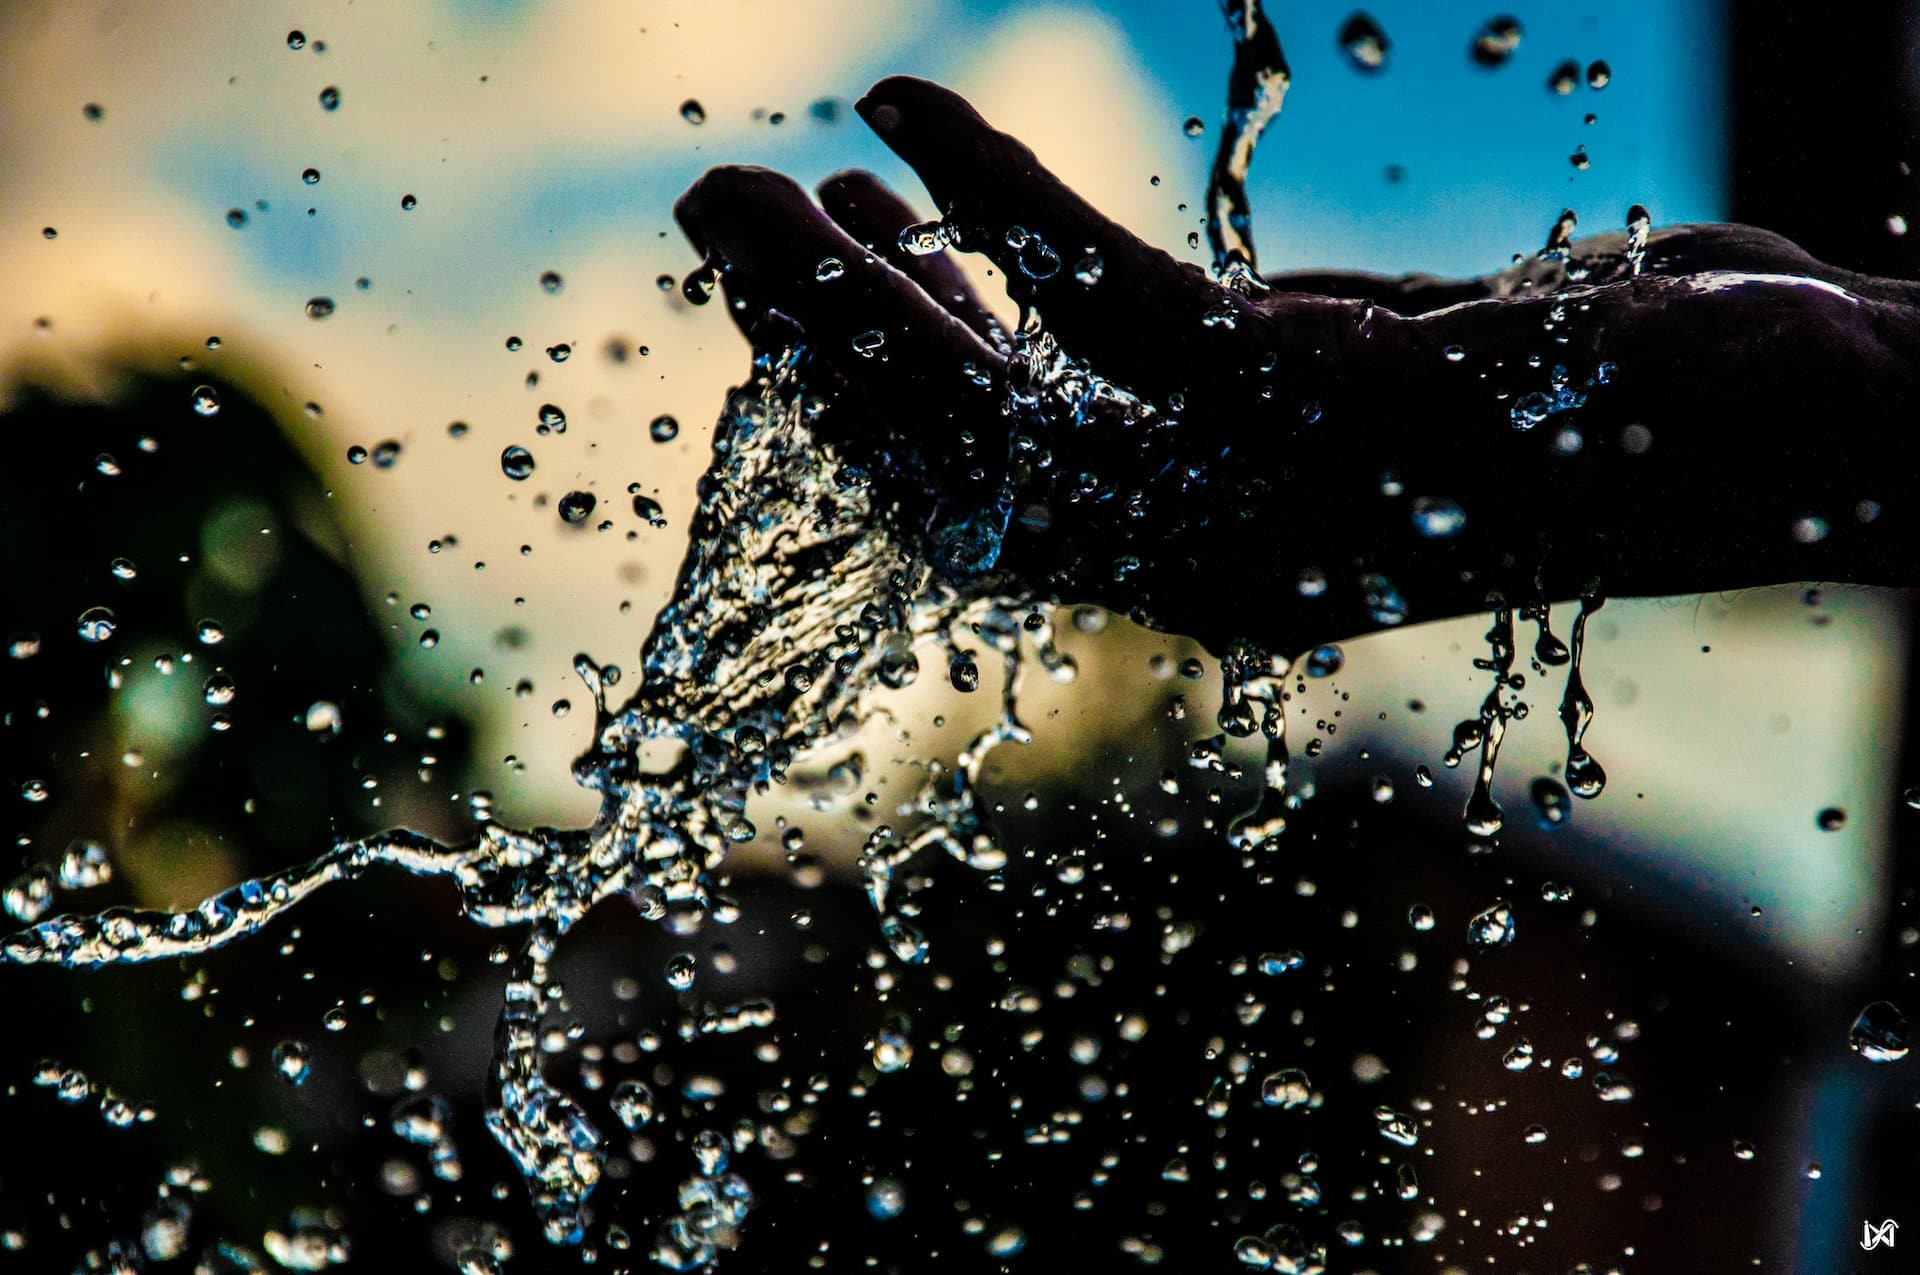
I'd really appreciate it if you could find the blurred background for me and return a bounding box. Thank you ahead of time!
[2,2,1917,1272]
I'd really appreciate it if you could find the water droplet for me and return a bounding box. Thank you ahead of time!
[1015,232,1060,279]
[499,445,537,480]
[225,207,249,229]
[1469,16,1523,67]
[371,440,401,469]
[1261,1068,1312,1109]
[400,193,417,211]
[1850,1001,1909,1062]
[322,1007,348,1032]
[1182,115,1206,137]
[59,841,114,890]
[539,270,563,295]
[632,494,666,527]
[610,1079,654,1129]
[680,99,706,125]
[558,491,596,524]
[949,654,980,693]
[1375,1105,1420,1146]
[851,329,886,357]
[346,445,368,465]
[1234,1235,1277,1268]
[1531,777,1571,827]
[898,220,949,256]
[1817,806,1847,831]
[815,257,845,281]
[873,1015,913,1072]
[537,403,567,434]
[82,103,104,122]
[1467,899,1515,949]
[1547,59,1579,95]
[287,30,306,49]
[1305,644,1344,677]
[1339,13,1390,72]
[305,297,335,320]
[196,618,225,645]
[1586,59,1611,89]
[1410,496,1465,538]
[203,674,237,706]
[1408,903,1435,932]
[271,1040,311,1085]
[664,952,697,992]
[302,167,320,185]
[70,604,120,646]
[318,86,340,111]
[866,1177,906,1220]
[1258,950,1304,975]
[649,414,680,443]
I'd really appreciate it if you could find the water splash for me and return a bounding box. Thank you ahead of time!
[1,349,1044,1248]
[1206,0,1290,278]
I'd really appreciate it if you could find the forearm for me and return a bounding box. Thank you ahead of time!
[995,274,1920,657]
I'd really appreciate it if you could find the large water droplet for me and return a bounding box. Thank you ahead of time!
[76,606,117,643]
[1261,1068,1312,1109]
[1850,1001,1909,1062]
[1467,900,1515,949]
[1338,13,1390,72]
[557,491,596,524]
[271,1040,311,1085]
[1469,16,1523,67]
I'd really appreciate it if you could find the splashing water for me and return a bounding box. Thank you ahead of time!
[1,348,1062,1252]
[1206,0,1290,280]
[4,11,1653,1265]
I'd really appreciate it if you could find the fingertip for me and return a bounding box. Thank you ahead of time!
[856,76,981,144]
[676,165,811,249]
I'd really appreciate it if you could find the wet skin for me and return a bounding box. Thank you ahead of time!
[676,76,1920,659]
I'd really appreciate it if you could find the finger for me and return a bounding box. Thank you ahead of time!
[675,164,1007,489]
[855,75,1283,406]
[816,169,1005,346]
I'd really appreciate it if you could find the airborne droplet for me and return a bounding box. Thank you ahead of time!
[1469,16,1523,67]
[500,446,534,481]
[557,491,596,525]
[271,1040,311,1085]
[1467,899,1515,949]
[1338,13,1390,72]
[1260,1068,1312,1109]
[76,607,117,643]
[1849,1001,1910,1063]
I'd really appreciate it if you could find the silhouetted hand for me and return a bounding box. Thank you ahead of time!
[676,76,1920,658]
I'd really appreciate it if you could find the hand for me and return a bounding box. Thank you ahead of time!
[676,76,1920,659]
